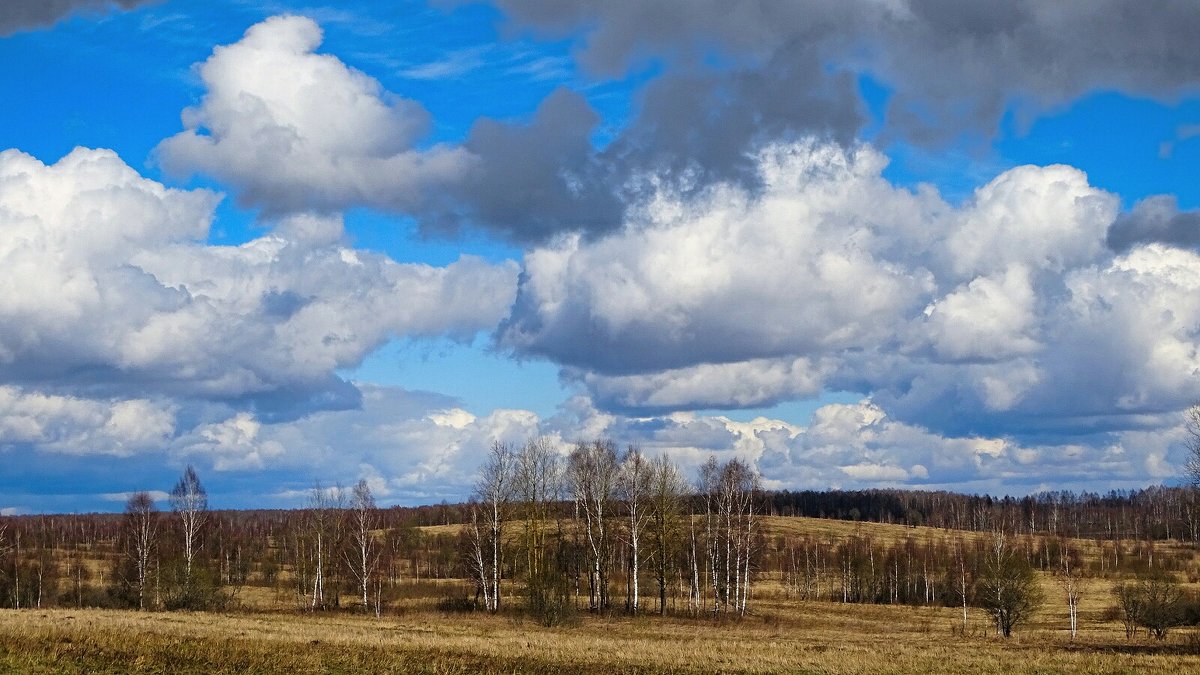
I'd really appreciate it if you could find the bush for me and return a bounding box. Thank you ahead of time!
[1112,570,1188,640]
[162,562,232,611]
[526,567,577,628]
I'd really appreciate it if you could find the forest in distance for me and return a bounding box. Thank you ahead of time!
[1,435,1200,645]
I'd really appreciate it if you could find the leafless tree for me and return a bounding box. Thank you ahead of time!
[955,538,970,633]
[718,458,759,616]
[618,445,653,614]
[1059,542,1084,639]
[472,441,515,612]
[568,439,619,611]
[699,456,720,614]
[516,436,560,579]
[346,479,380,614]
[304,482,345,611]
[465,499,491,610]
[648,453,686,615]
[978,533,1042,637]
[124,491,159,611]
[169,465,207,588]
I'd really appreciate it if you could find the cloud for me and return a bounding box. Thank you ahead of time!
[156,15,475,217]
[578,357,832,414]
[0,386,174,456]
[496,138,1200,442]
[1107,195,1200,252]
[501,141,940,375]
[160,384,1163,502]
[155,7,1200,244]
[101,489,169,503]
[0,0,153,36]
[540,396,1173,494]
[488,0,1200,141]
[0,146,518,417]
[174,384,544,503]
[155,15,620,242]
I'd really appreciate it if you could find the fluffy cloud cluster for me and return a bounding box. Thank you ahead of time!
[501,139,1200,443]
[154,8,1200,244]
[0,146,517,417]
[146,386,1176,506]
[156,15,472,216]
[172,385,543,502]
[156,16,617,240]
[0,386,173,456]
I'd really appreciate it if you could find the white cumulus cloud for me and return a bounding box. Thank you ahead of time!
[155,14,475,215]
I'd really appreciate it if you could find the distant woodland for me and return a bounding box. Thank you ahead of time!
[2,438,1198,639]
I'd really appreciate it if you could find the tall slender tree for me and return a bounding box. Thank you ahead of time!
[648,454,686,615]
[346,479,380,614]
[123,491,159,611]
[473,441,515,612]
[568,439,619,611]
[516,436,560,579]
[169,466,208,588]
[618,446,653,614]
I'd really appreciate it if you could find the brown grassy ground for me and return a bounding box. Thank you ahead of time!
[5,515,1198,672]
[2,595,1199,674]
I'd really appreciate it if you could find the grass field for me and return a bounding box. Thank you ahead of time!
[2,597,1199,674]
[3,513,1199,672]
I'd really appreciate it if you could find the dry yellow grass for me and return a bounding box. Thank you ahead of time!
[6,514,1198,672]
[2,598,1198,674]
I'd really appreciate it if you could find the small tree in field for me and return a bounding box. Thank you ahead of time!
[1113,580,1143,639]
[619,445,653,615]
[346,479,380,615]
[978,534,1042,637]
[1135,570,1184,640]
[124,491,159,611]
[1059,543,1085,639]
[169,466,207,589]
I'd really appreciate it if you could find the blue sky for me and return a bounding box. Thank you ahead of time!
[2,0,1200,513]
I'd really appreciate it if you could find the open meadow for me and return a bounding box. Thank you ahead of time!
[3,512,1200,673]
[2,594,1199,674]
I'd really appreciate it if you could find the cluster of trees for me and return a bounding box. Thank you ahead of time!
[0,469,467,614]
[464,439,760,623]
[767,486,1200,542]
[1,435,1199,641]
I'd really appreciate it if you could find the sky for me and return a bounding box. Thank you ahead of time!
[2,0,1200,513]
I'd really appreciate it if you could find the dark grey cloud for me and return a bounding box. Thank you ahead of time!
[0,0,154,35]
[490,0,1200,142]
[1107,196,1200,253]
[161,4,1200,242]
[425,88,623,240]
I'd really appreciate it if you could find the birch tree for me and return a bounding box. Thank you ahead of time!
[169,465,207,589]
[304,482,345,611]
[649,454,686,615]
[124,491,158,611]
[346,479,380,614]
[568,439,619,611]
[473,440,515,612]
[618,446,653,614]
[1059,542,1084,639]
[516,436,560,579]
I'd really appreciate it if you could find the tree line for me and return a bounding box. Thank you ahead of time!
[1,437,1198,639]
